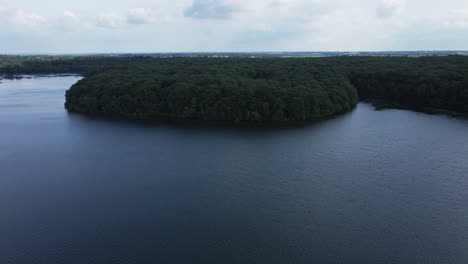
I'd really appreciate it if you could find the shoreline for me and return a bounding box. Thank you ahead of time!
[0,73,81,80]
[4,74,468,123]
[365,99,468,119]
[65,107,356,128]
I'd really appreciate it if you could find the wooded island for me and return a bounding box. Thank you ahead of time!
[2,55,468,123]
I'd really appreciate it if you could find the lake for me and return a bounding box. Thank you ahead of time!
[1,76,467,264]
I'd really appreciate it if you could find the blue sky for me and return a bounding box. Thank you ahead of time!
[1,0,468,53]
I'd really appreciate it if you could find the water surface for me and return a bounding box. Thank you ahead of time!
[1,76,467,264]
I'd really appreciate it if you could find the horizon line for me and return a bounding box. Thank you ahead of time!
[2,50,468,56]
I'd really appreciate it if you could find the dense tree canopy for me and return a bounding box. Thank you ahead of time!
[2,55,468,123]
[64,61,358,123]
[345,56,468,113]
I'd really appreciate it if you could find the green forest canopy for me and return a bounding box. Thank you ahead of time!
[2,55,468,123]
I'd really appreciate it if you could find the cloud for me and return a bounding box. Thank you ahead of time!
[301,6,409,51]
[255,23,272,32]
[56,10,83,31]
[63,10,78,21]
[8,9,46,30]
[127,8,156,24]
[184,0,239,20]
[96,8,157,29]
[97,13,124,28]
[441,9,468,28]
[1,0,468,53]
[377,0,405,18]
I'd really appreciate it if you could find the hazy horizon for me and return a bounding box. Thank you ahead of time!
[2,50,468,56]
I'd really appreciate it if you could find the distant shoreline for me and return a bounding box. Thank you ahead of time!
[0,73,81,80]
[2,50,468,57]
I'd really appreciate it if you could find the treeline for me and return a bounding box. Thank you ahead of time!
[345,56,468,113]
[2,55,468,122]
[0,56,161,77]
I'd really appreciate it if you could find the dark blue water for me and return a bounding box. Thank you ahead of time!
[1,76,467,264]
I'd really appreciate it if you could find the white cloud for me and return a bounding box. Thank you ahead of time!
[184,0,239,20]
[441,9,468,28]
[8,9,46,30]
[97,13,124,28]
[2,0,468,53]
[56,10,83,31]
[127,8,156,24]
[64,10,78,20]
[377,0,406,18]
[255,23,273,32]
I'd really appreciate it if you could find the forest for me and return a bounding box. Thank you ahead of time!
[2,55,468,123]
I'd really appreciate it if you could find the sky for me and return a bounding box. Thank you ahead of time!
[1,0,468,53]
